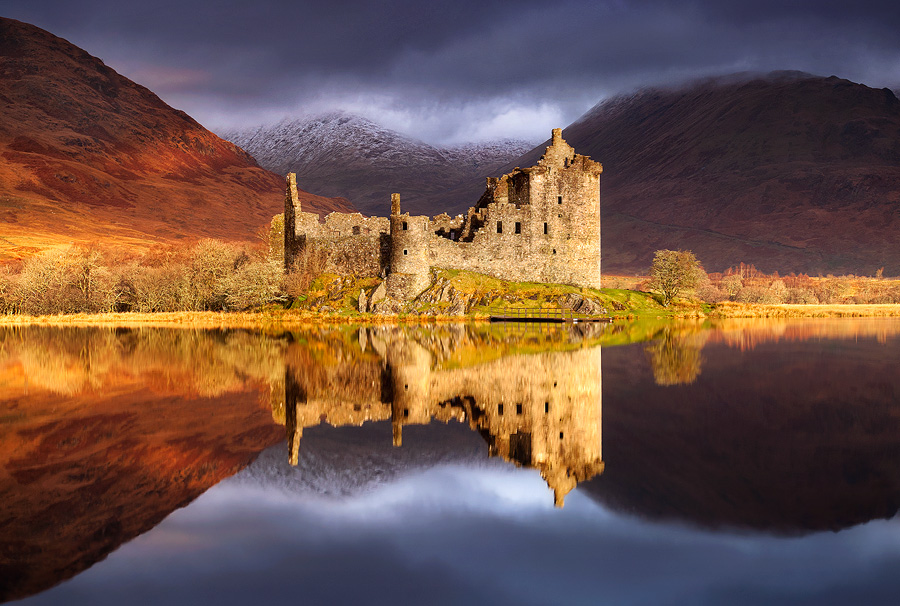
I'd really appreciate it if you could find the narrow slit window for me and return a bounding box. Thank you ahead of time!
[498,403,504,415]
[543,222,548,235]
[403,408,409,417]
[497,221,503,234]
[402,221,408,230]
[559,432,564,440]
[557,196,563,204]
[516,403,523,415]
[544,402,549,413]
[403,249,408,255]
[514,222,521,234]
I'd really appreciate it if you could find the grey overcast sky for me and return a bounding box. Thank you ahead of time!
[4,0,900,144]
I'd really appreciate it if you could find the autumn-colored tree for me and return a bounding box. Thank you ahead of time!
[648,250,706,306]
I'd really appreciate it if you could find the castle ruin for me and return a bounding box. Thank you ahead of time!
[284,129,602,299]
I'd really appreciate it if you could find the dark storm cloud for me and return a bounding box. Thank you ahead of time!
[4,0,900,142]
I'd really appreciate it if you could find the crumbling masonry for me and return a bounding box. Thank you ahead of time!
[284,129,602,299]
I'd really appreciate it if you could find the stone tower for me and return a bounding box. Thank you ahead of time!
[383,129,602,300]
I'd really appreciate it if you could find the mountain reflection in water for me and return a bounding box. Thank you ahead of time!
[2,318,900,605]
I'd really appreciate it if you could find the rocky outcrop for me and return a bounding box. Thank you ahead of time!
[559,293,608,316]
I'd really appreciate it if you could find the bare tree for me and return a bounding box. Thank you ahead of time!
[648,250,706,306]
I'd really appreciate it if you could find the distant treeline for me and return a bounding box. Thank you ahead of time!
[666,262,900,305]
[2,241,900,316]
[0,239,296,315]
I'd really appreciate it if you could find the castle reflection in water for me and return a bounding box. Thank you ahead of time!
[278,324,606,507]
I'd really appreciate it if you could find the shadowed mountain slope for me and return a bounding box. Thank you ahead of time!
[223,113,532,216]
[509,72,900,275]
[0,18,351,260]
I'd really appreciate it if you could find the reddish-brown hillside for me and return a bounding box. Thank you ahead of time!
[0,326,286,602]
[0,18,351,260]
[512,72,900,275]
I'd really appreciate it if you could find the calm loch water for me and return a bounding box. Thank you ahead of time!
[2,319,900,605]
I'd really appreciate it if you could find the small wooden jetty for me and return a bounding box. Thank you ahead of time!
[488,307,612,324]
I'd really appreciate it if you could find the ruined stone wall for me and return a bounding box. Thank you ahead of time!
[284,173,391,277]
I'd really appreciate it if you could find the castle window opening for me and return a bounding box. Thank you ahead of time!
[498,403,504,415]
[354,404,361,411]
[514,222,521,234]
[497,221,503,234]
[403,249,408,255]
[404,384,408,390]
[404,408,409,417]
[516,403,523,415]
[543,222,548,234]
[402,221,408,230]
[559,432,564,440]
[558,196,563,204]
[352,226,361,235]
[552,249,556,254]
[545,402,550,413]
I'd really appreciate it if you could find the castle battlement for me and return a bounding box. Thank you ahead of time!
[284,130,602,298]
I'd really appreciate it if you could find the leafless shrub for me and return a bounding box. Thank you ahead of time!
[697,282,728,303]
[813,279,847,304]
[0,266,21,313]
[735,285,782,304]
[224,258,281,310]
[719,274,743,299]
[283,245,327,299]
[785,287,819,304]
[128,264,190,312]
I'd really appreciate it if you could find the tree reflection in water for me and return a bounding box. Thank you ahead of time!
[644,325,709,386]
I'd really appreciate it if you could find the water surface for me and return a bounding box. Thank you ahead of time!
[2,319,900,605]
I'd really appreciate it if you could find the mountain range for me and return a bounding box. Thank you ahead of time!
[226,72,900,275]
[0,17,350,261]
[4,16,900,277]
[515,71,900,274]
[223,113,533,216]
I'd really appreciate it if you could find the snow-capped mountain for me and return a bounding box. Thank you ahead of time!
[222,112,534,216]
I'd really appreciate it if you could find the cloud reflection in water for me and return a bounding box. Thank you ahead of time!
[22,447,900,606]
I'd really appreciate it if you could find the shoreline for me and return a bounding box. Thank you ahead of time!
[3,302,900,328]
